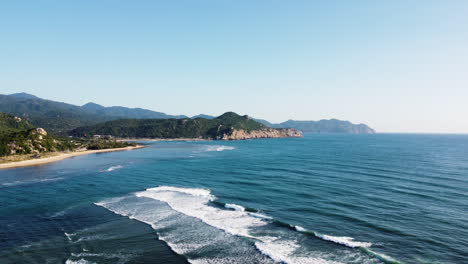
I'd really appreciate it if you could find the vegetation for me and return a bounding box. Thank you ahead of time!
[0,128,80,156]
[0,112,136,157]
[86,139,136,150]
[0,113,34,135]
[0,93,186,134]
[69,112,267,139]
[1,93,376,135]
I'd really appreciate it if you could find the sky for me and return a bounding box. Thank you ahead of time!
[1,1,467,133]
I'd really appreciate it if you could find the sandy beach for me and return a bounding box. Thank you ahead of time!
[0,145,144,170]
[117,138,210,142]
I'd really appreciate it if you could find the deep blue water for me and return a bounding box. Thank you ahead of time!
[1,134,467,264]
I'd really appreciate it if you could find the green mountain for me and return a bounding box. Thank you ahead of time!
[68,112,300,140]
[0,93,186,134]
[1,93,375,135]
[0,94,110,134]
[256,119,376,133]
[81,102,187,119]
[191,114,215,119]
[0,113,78,156]
[0,113,34,135]
[0,112,136,157]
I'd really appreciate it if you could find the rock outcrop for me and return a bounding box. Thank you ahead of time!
[220,128,303,140]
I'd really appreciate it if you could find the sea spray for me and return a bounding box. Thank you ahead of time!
[97,186,394,264]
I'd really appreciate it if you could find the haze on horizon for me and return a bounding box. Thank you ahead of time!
[1,1,467,133]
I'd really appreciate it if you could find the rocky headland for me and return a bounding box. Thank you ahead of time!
[220,128,302,140]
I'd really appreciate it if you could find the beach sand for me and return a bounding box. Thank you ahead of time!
[0,145,144,170]
[117,138,210,142]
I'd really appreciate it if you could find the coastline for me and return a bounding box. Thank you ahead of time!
[0,145,144,170]
[117,138,210,142]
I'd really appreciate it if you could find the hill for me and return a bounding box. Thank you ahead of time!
[192,114,215,119]
[256,119,376,133]
[81,102,187,119]
[0,113,34,135]
[0,113,135,157]
[69,112,302,140]
[0,113,78,156]
[0,94,111,134]
[0,93,186,134]
[1,93,375,134]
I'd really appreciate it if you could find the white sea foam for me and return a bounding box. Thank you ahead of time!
[65,259,96,264]
[97,186,388,264]
[225,203,245,211]
[64,232,73,241]
[365,249,400,263]
[94,196,126,207]
[105,165,123,172]
[136,186,265,238]
[202,145,235,152]
[316,234,372,248]
[294,225,307,232]
[71,252,132,259]
[248,212,272,219]
[146,186,213,197]
[294,225,372,248]
[255,237,344,264]
[96,194,270,263]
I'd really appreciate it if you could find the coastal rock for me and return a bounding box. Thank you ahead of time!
[34,128,47,136]
[220,128,303,140]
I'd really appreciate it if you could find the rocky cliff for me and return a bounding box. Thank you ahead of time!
[220,128,303,140]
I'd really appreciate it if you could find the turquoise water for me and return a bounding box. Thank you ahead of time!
[1,134,467,264]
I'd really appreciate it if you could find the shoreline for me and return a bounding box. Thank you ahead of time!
[117,138,210,142]
[0,145,144,170]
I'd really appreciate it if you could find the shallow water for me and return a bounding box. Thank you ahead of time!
[1,134,467,263]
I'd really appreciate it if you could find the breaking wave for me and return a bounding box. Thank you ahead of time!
[201,145,235,152]
[96,186,397,264]
[104,165,123,172]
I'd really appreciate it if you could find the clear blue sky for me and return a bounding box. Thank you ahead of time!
[1,1,467,133]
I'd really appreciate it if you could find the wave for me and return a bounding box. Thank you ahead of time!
[318,234,372,248]
[104,165,123,172]
[97,186,397,264]
[294,225,372,248]
[136,186,264,238]
[65,259,96,264]
[224,203,245,211]
[1,177,64,187]
[201,145,235,152]
[292,225,400,263]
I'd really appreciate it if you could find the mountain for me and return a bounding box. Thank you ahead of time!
[256,119,376,133]
[0,113,34,135]
[0,93,186,134]
[81,102,187,119]
[0,112,136,157]
[0,113,76,156]
[192,114,215,119]
[0,94,110,134]
[69,112,302,140]
[9,92,40,100]
[254,118,274,127]
[0,93,375,135]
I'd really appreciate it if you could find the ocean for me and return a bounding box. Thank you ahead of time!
[0,134,467,264]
